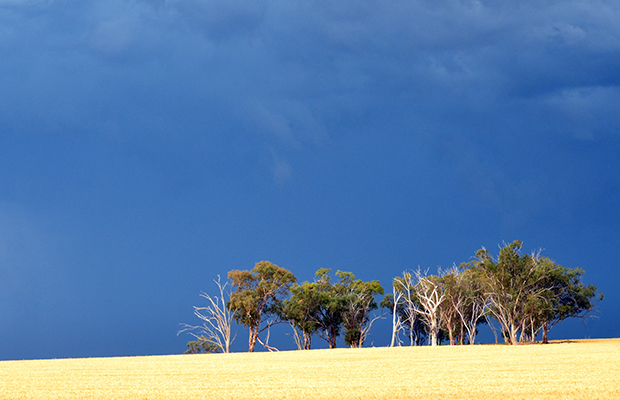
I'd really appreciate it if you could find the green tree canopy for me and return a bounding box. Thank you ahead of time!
[466,240,602,345]
[534,260,603,343]
[282,281,322,350]
[228,261,297,352]
[184,336,221,354]
[335,271,384,348]
[283,268,384,349]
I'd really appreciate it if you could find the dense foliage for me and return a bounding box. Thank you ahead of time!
[282,269,383,349]
[227,261,297,352]
[184,336,222,354]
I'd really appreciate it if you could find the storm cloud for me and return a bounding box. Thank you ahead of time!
[1,0,618,358]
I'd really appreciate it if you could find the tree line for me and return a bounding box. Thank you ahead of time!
[180,241,602,353]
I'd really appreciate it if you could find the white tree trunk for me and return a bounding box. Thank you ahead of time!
[390,288,403,347]
[413,269,445,347]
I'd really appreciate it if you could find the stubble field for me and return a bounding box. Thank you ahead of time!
[0,339,618,399]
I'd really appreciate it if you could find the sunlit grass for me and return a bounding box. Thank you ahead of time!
[0,339,618,399]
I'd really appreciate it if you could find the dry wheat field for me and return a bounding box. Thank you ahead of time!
[0,338,618,400]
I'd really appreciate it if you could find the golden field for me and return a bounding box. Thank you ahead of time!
[0,339,618,400]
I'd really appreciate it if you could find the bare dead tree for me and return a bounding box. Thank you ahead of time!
[414,268,445,347]
[391,272,422,346]
[179,276,237,353]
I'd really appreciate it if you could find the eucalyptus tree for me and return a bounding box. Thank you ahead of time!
[335,271,384,348]
[310,268,346,349]
[469,241,549,344]
[455,266,488,345]
[284,268,384,349]
[228,261,297,352]
[532,260,602,343]
[438,269,464,345]
[282,281,321,350]
[469,240,603,345]
[184,336,222,354]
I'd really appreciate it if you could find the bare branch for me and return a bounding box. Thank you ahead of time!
[256,325,279,352]
[178,276,237,353]
[413,268,445,347]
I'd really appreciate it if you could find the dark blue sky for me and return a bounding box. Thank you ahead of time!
[1,0,619,359]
